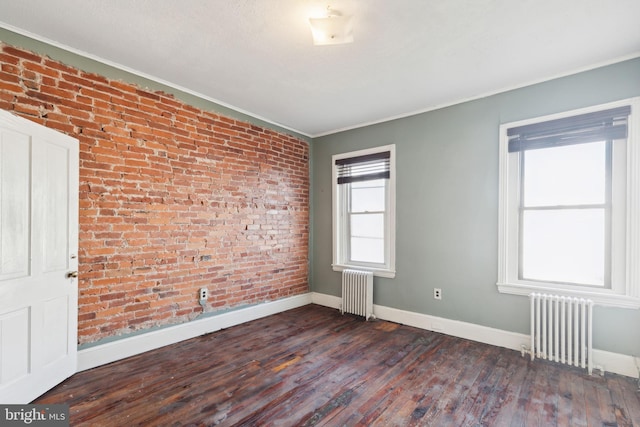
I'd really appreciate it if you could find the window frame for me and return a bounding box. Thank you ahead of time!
[332,144,396,278]
[497,98,640,308]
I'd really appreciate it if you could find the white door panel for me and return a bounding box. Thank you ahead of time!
[39,296,71,366]
[0,308,30,383]
[0,130,30,281]
[39,140,70,273]
[0,110,78,404]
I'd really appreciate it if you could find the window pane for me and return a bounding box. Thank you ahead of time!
[350,212,385,264]
[523,141,606,207]
[351,237,384,263]
[351,179,386,212]
[351,213,384,238]
[522,209,605,286]
[351,184,385,213]
[351,179,385,189]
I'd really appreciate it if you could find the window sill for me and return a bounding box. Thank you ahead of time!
[497,282,640,309]
[332,264,396,279]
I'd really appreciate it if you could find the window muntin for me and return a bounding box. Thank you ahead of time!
[333,145,395,277]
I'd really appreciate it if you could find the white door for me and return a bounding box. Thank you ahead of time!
[0,110,79,404]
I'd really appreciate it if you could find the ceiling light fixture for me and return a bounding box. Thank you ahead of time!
[309,6,354,46]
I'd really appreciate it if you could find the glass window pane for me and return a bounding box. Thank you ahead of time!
[351,179,385,189]
[522,209,605,286]
[351,186,385,212]
[351,213,384,238]
[351,237,384,263]
[523,141,606,207]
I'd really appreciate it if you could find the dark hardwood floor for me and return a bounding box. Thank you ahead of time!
[36,304,640,426]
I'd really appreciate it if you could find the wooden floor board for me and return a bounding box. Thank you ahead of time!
[35,304,640,426]
[612,375,640,426]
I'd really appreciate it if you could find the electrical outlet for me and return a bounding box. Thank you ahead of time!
[199,288,208,301]
[434,288,442,300]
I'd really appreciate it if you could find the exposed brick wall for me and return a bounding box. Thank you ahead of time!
[0,43,309,345]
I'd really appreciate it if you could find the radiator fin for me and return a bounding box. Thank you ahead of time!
[529,293,594,374]
[341,269,373,320]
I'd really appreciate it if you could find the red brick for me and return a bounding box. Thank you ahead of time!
[23,61,60,79]
[0,80,22,93]
[0,52,20,65]
[2,45,42,63]
[13,104,40,117]
[0,41,309,346]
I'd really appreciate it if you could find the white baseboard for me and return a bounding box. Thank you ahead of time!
[77,293,312,372]
[309,291,341,310]
[592,349,639,379]
[310,292,639,378]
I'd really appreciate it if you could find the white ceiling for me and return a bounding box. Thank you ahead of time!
[0,0,639,137]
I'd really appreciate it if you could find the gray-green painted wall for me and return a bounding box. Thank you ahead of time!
[311,58,640,356]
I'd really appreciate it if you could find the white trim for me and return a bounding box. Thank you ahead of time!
[332,144,396,278]
[497,97,640,308]
[591,349,640,379]
[373,304,530,351]
[310,292,639,378]
[310,291,342,310]
[627,97,640,301]
[497,282,640,309]
[331,264,396,278]
[77,294,312,372]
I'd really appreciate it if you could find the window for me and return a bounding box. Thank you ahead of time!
[332,145,396,277]
[497,98,640,308]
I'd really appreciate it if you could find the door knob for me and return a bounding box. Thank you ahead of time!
[67,271,78,278]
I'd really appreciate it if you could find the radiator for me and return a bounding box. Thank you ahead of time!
[527,293,595,374]
[341,269,374,320]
